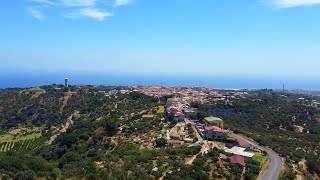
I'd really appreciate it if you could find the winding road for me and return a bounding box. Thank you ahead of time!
[259,147,283,180]
[184,117,283,180]
[230,133,283,180]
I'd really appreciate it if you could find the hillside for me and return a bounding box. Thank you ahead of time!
[207,91,320,179]
[0,86,319,179]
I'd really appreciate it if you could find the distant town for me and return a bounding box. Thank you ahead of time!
[1,79,320,179]
[57,81,266,172]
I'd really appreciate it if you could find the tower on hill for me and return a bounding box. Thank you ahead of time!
[65,78,69,88]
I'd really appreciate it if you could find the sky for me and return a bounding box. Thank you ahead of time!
[1,0,320,79]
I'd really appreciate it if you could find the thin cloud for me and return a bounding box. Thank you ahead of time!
[268,0,320,8]
[61,0,96,7]
[29,7,46,20]
[114,0,132,7]
[79,8,113,21]
[30,0,55,5]
[27,0,133,21]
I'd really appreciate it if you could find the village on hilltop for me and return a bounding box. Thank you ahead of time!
[131,86,261,168]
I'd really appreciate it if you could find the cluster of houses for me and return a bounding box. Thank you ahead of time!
[164,116,257,167]
[201,117,257,167]
[140,86,177,97]
[140,86,248,104]
[194,116,228,139]
[136,86,255,168]
[166,123,196,147]
[165,96,198,121]
[167,107,186,122]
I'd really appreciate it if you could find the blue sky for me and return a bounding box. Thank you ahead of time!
[1,0,320,78]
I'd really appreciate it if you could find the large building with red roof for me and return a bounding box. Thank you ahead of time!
[205,125,228,139]
[228,134,258,150]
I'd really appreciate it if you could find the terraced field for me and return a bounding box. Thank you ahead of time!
[0,137,45,153]
[0,131,44,153]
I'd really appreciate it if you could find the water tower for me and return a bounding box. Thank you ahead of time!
[65,78,69,88]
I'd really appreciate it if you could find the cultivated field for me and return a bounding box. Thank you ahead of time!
[0,128,44,153]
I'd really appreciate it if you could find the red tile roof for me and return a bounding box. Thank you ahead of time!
[228,134,256,148]
[142,115,154,119]
[231,155,246,166]
[167,140,182,147]
[220,153,228,160]
[205,126,228,133]
[167,140,182,144]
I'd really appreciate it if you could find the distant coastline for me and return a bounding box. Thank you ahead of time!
[1,73,320,90]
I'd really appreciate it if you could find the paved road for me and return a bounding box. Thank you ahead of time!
[231,133,283,180]
[192,125,204,143]
[259,147,283,180]
[184,119,283,180]
[184,118,204,145]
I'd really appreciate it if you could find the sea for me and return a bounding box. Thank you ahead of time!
[1,73,320,91]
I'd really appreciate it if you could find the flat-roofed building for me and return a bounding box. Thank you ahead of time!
[204,116,224,128]
[184,138,194,143]
[224,146,254,158]
[108,89,119,96]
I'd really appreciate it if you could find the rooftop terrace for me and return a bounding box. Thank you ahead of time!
[205,116,223,122]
